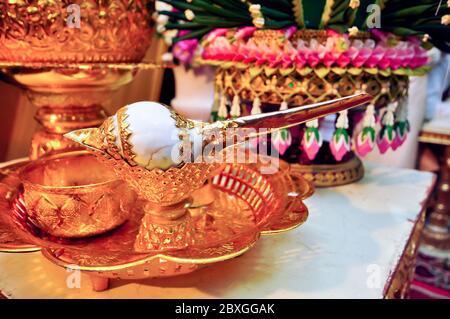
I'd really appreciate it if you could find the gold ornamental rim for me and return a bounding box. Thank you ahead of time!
[0,244,41,253]
[292,155,363,172]
[19,150,122,192]
[0,61,174,71]
[260,201,309,235]
[40,239,258,272]
[251,28,372,41]
[419,131,450,146]
[291,156,365,188]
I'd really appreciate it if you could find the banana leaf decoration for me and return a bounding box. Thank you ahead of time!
[158,0,450,51]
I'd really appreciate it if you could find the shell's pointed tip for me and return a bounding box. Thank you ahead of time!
[64,128,103,151]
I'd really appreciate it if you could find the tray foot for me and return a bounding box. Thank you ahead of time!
[90,275,109,292]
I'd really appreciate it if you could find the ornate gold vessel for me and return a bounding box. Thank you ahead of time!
[0,0,152,63]
[0,0,155,159]
[203,29,413,187]
[64,94,370,249]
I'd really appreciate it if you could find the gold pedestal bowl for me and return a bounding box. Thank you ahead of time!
[0,0,156,159]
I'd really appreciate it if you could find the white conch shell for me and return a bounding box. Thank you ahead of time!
[65,102,204,171]
[66,94,372,171]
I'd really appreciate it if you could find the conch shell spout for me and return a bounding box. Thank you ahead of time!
[64,127,104,152]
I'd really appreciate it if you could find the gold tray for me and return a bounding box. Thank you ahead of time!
[0,159,313,281]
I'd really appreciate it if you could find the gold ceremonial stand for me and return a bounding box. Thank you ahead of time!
[419,127,450,250]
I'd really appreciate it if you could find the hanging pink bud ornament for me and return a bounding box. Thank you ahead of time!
[330,110,351,161]
[271,101,292,156]
[301,119,323,160]
[392,98,410,150]
[355,104,376,157]
[377,102,398,154]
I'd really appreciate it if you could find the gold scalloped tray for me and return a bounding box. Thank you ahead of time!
[0,158,313,279]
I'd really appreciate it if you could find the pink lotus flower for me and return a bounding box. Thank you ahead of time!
[204,28,229,43]
[295,53,306,68]
[377,126,396,154]
[201,28,428,70]
[240,39,258,64]
[355,127,376,157]
[365,45,385,68]
[410,46,428,68]
[282,42,297,68]
[235,27,256,41]
[351,39,374,67]
[301,127,323,160]
[284,26,298,39]
[173,38,199,65]
[326,29,342,39]
[335,51,351,68]
[272,128,292,156]
[330,128,351,161]
[399,43,414,68]
[323,51,338,67]
[378,47,396,69]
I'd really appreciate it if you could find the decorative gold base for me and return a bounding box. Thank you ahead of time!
[0,61,170,159]
[418,136,450,250]
[1,158,312,290]
[291,156,365,188]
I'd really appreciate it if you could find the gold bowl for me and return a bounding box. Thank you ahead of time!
[18,151,136,238]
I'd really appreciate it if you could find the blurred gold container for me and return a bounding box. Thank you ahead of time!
[19,151,136,238]
[0,0,153,63]
[0,0,155,159]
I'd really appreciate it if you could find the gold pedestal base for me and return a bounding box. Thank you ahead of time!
[291,156,364,188]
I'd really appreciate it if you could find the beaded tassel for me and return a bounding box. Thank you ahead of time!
[355,104,376,157]
[251,97,262,115]
[377,102,398,154]
[330,110,351,161]
[217,94,228,120]
[392,98,409,150]
[249,97,265,149]
[230,95,241,118]
[271,101,292,156]
[301,119,323,160]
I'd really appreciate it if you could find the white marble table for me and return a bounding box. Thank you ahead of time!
[0,163,434,299]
